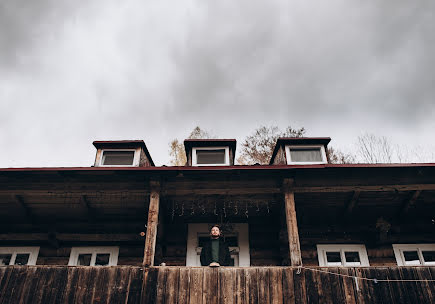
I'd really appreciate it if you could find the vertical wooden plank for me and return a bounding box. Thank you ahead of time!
[189,267,203,304]
[304,268,319,304]
[219,267,235,304]
[40,267,62,304]
[155,267,168,304]
[49,267,69,304]
[245,267,258,304]
[325,267,344,304]
[92,267,111,303]
[109,267,131,304]
[178,267,190,304]
[318,268,337,304]
[126,267,144,304]
[413,267,433,304]
[293,267,307,304]
[143,182,160,267]
[354,268,376,303]
[283,182,302,266]
[387,267,408,304]
[7,266,28,301]
[234,268,246,304]
[338,268,357,304]
[269,268,283,304]
[165,267,180,304]
[18,266,40,304]
[141,267,159,304]
[203,267,219,304]
[257,268,270,304]
[282,268,295,304]
[0,267,14,302]
[399,267,421,303]
[373,268,393,304]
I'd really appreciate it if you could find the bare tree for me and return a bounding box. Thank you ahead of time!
[356,133,395,163]
[168,126,213,166]
[237,125,305,165]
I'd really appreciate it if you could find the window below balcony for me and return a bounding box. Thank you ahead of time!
[317,244,369,267]
[0,247,39,266]
[68,247,119,266]
[393,244,435,266]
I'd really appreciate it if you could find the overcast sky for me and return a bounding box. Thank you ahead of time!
[1,0,434,167]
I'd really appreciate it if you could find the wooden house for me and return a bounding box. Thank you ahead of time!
[0,137,434,303]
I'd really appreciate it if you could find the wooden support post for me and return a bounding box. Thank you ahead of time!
[283,179,302,266]
[143,181,160,267]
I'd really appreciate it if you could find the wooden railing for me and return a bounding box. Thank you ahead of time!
[1,266,434,303]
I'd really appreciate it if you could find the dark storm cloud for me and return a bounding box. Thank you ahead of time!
[170,0,435,127]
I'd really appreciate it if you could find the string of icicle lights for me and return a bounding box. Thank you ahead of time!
[170,200,275,220]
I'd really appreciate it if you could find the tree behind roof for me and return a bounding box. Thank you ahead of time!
[168,126,213,166]
[237,126,305,165]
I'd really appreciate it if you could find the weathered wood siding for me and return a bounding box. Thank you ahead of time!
[1,266,434,304]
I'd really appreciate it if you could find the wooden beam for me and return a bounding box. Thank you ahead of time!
[400,190,422,215]
[1,183,435,196]
[292,184,435,193]
[143,181,160,267]
[345,191,361,214]
[14,195,35,224]
[283,179,302,266]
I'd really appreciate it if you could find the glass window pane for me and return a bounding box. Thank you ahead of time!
[403,251,421,265]
[422,251,435,264]
[102,151,134,165]
[290,148,322,162]
[196,149,226,164]
[345,252,361,266]
[14,254,30,265]
[0,254,12,266]
[95,254,110,266]
[77,254,92,266]
[326,252,342,265]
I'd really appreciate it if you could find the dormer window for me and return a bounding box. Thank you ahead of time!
[184,139,236,167]
[100,150,138,166]
[285,145,327,165]
[192,147,230,166]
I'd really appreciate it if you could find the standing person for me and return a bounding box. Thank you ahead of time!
[200,225,231,266]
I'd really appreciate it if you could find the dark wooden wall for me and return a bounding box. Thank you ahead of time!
[1,266,434,304]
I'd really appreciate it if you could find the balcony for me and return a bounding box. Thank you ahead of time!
[1,265,434,303]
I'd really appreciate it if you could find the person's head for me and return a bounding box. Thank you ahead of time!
[210,225,221,239]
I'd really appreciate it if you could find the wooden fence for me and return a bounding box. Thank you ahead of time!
[1,266,434,303]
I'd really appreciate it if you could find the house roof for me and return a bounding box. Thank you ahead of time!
[92,140,155,166]
[183,139,237,152]
[270,137,331,165]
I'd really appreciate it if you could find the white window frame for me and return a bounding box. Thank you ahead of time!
[186,223,250,266]
[192,147,230,166]
[68,246,119,266]
[285,145,327,165]
[317,244,370,267]
[392,244,435,266]
[99,149,139,167]
[0,247,40,265]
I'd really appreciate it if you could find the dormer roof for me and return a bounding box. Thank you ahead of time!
[184,139,237,166]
